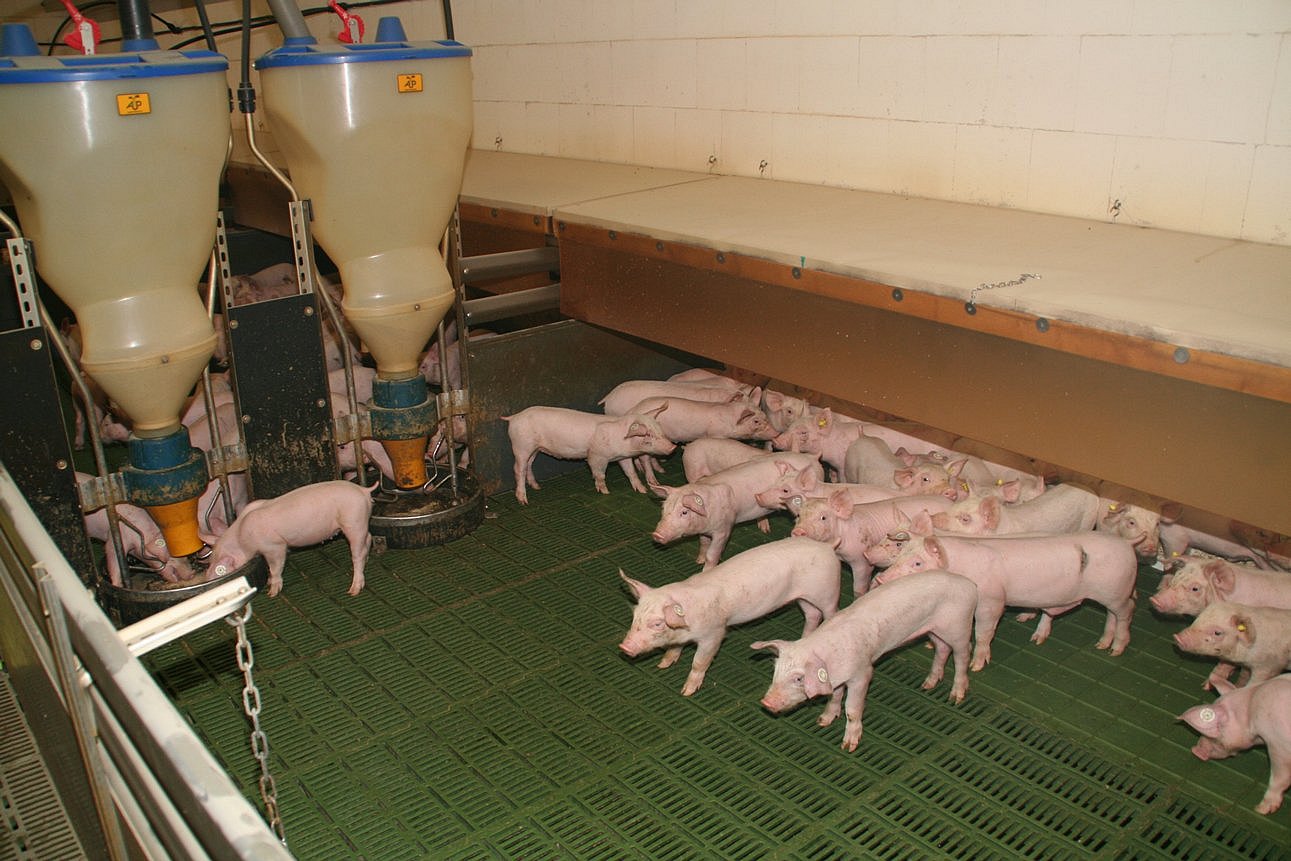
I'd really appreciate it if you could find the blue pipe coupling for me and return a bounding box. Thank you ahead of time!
[369,376,436,440]
[122,429,209,506]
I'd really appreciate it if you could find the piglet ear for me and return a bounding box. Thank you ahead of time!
[645,401,669,419]
[1207,561,1236,597]
[803,656,833,698]
[1233,613,1255,646]
[619,569,650,601]
[748,386,763,404]
[893,468,915,488]
[663,601,688,629]
[925,537,948,568]
[829,489,854,518]
[763,390,784,410]
[980,496,1002,531]
[1210,676,1237,696]
[946,458,968,478]
[625,420,651,439]
[1180,703,1224,738]
[750,639,784,655]
[894,446,917,466]
[647,480,672,499]
[775,460,794,477]
[737,408,756,424]
[1160,501,1183,524]
[998,479,1022,503]
[911,509,935,536]
[681,493,708,516]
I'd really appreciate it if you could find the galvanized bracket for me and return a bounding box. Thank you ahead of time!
[331,410,372,447]
[4,237,39,330]
[75,472,130,513]
[203,441,249,481]
[437,388,469,418]
[288,200,316,297]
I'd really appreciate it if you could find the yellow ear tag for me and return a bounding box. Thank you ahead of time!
[1171,551,1181,557]
[817,416,827,428]
[960,481,969,492]
[1108,503,1118,512]
[1237,623,1246,632]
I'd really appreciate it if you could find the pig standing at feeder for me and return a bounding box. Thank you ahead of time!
[78,472,195,586]
[753,569,978,751]
[1173,602,1291,690]
[618,537,841,696]
[874,531,1138,670]
[206,479,377,597]
[1180,673,1291,815]
[503,405,676,504]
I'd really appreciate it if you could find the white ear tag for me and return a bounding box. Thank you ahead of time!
[1199,707,1215,723]
[214,564,228,576]
[816,668,829,685]
[673,604,684,616]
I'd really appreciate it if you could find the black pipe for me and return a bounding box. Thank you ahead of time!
[237,0,254,114]
[117,0,154,48]
[442,0,454,39]
[192,0,218,52]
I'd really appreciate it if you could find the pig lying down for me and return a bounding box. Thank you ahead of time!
[1180,673,1291,815]
[504,405,676,504]
[618,537,841,696]
[754,570,977,751]
[207,479,376,597]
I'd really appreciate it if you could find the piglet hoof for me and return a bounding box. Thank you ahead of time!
[1029,632,1048,646]
[816,710,839,729]
[347,579,365,597]
[680,678,703,697]
[1256,795,1282,816]
[514,491,529,505]
[1094,635,1113,650]
[949,686,968,704]
[657,647,682,669]
[841,722,862,752]
[970,657,989,673]
[1015,612,1037,622]
[920,673,942,692]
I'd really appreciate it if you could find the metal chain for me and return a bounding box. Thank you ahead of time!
[227,604,287,847]
[968,272,1041,305]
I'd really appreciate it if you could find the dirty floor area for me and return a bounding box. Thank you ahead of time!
[144,469,1291,859]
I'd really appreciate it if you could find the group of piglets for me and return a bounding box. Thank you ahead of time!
[510,368,1289,814]
[1150,556,1291,814]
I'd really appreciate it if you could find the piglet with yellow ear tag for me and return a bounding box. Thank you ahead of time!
[753,570,978,752]
[1173,601,1291,691]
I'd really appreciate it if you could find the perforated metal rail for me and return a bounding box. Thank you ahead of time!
[145,470,1291,859]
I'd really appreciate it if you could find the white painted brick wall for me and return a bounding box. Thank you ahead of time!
[458,0,1291,245]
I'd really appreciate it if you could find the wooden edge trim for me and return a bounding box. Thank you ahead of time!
[556,221,1291,406]
[459,202,551,236]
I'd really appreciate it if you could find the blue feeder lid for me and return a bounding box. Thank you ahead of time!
[256,28,471,70]
[0,38,228,85]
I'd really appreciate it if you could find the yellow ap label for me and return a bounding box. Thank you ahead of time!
[396,73,423,93]
[116,92,151,115]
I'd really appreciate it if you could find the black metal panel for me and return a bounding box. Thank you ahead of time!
[468,319,702,496]
[0,327,97,582]
[225,293,337,500]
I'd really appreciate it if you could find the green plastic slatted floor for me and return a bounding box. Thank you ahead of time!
[144,469,1291,859]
